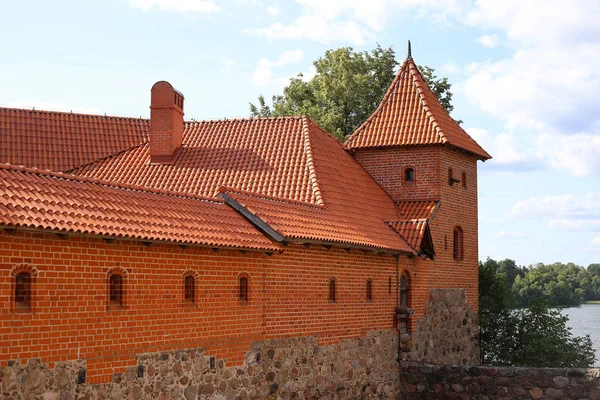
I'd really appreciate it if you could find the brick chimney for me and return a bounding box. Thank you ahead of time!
[150,81,184,164]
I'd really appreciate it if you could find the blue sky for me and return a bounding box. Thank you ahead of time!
[1,0,599,267]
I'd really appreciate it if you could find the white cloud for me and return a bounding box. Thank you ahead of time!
[509,193,600,220]
[6,100,102,115]
[536,133,600,177]
[251,49,303,86]
[462,1,600,176]
[476,34,499,48]
[440,61,461,75]
[497,231,524,238]
[592,237,600,245]
[549,220,600,232]
[220,59,235,78]
[128,0,219,14]
[267,5,280,16]
[245,0,465,45]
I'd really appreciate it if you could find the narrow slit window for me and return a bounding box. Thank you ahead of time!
[399,275,409,334]
[453,226,464,260]
[388,276,392,295]
[404,168,414,182]
[15,272,31,308]
[239,276,249,302]
[109,274,123,306]
[329,279,336,303]
[448,167,453,185]
[366,279,372,302]
[462,172,467,188]
[184,275,195,302]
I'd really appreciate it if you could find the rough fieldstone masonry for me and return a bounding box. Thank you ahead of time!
[0,330,399,399]
[399,289,480,366]
[399,363,600,400]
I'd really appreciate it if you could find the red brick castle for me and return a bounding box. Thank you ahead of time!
[0,50,490,398]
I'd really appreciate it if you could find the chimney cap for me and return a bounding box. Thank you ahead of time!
[151,81,185,99]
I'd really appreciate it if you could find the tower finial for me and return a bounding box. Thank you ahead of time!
[407,40,412,60]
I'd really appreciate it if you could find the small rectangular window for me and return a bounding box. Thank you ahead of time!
[329,279,336,303]
[366,280,372,302]
[109,274,123,306]
[184,276,195,302]
[15,273,31,307]
[239,277,249,302]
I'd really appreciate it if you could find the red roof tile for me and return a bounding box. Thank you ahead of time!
[220,120,416,254]
[395,200,439,220]
[0,163,279,251]
[345,58,491,160]
[387,220,428,250]
[0,108,148,171]
[71,117,323,205]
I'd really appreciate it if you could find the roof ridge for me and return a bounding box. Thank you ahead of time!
[301,117,326,206]
[408,60,448,144]
[0,163,225,204]
[219,185,324,209]
[0,106,149,121]
[66,141,148,174]
[344,60,408,148]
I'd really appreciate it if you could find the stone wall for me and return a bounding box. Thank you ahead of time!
[400,289,479,365]
[0,330,400,399]
[399,363,600,400]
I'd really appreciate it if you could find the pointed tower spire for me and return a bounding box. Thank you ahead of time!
[407,40,412,60]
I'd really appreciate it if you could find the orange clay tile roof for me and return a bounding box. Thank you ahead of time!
[387,220,428,250]
[344,57,491,160]
[0,108,148,171]
[386,200,439,254]
[395,200,439,220]
[0,163,280,251]
[218,119,415,253]
[71,117,323,205]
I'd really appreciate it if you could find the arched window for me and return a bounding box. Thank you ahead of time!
[184,275,195,302]
[239,276,249,302]
[399,273,410,334]
[404,167,415,183]
[329,278,336,303]
[366,279,373,302]
[453,226,464,260]
[462,171,467,188]
[109,274,123,306]
[15,272,31,308]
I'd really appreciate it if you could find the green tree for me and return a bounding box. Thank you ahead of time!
[479,259,596,367]
[250,45,459,141]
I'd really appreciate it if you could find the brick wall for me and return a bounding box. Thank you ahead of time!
[1,230,418,383]
[353,146,480,313]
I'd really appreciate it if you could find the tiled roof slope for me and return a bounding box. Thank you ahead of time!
[395,200,439,220]
[344,58,491,160]
[387,220,428,250]
[221,120,415,254]
[0,164,280,251]
[0,108,148,171]
[386,200,439,255]
[72,117,323,205]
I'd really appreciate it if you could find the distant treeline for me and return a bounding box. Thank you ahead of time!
[480,259,600,308]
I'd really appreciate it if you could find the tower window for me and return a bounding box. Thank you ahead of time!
[453,226,464,260]
[184,275,195,302]
[462,172,467,188]
[109,274,123,306]
[366,279,373,302]
[388,276,392,295]
[239,276,249,302]
[329,278,336,303]
[404,168,415,182]
[15,272,31,308]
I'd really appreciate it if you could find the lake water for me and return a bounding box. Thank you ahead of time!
[561,304,600,367]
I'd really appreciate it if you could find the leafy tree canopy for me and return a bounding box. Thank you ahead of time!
[249,45,459,141]
[479,258,596,368]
